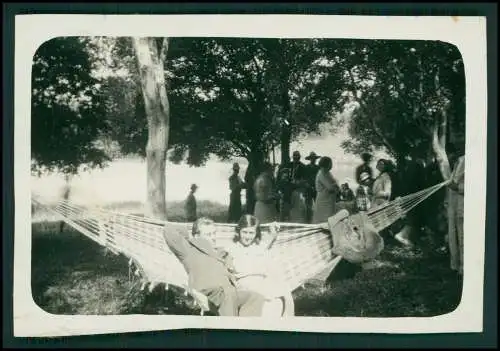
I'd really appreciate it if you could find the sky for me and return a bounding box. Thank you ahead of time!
[31,123,389,207]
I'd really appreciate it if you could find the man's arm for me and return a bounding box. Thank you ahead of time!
[163,225,190,261]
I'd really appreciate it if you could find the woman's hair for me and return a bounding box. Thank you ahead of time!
[233,214,262,244]
[191,217,215,237]
[376,159,388,172]
[361,152,372,162]
[318,156,333,170]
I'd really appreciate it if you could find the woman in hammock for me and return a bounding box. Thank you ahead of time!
[225,214,295,316]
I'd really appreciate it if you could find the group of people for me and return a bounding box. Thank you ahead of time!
[184,148,466,276]
[228,151,400,226]
[163,213,296,317]
[185,151,399,226]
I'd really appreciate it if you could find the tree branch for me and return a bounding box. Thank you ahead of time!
[160,38,169,63]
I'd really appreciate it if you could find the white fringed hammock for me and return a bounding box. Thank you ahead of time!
[31,180,449,315]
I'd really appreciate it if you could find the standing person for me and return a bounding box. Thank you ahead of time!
[290,151,308,185]
[254,162,279,224]
[312,157,340,224]
[244,162,258,215]
[304,151,321,223]
[185,184,198,222]
[59,173,72,233]
[162,217,266,316]
[355,153,374,189]
[228,163,245,223]
[371,159,392,209]
[447,154,465,275]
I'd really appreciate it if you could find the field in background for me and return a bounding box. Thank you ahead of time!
[31,201,462,318]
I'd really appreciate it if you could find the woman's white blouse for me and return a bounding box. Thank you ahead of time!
[225,242,291,299]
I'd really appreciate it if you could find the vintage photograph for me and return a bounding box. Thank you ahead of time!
[29,34,467,320]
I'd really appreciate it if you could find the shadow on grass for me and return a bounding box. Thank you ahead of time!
[31,221,201,315]
[32,220,462,317]
[293,241,462,317]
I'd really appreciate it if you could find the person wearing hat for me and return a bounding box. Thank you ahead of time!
[355,153,374,189]
[304,151,321,223]
[228,162,245,223]
[447,153,465,276]
[185,183,198,222]
[312,156,341,224]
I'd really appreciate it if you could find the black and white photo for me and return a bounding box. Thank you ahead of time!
[14,14,487,337]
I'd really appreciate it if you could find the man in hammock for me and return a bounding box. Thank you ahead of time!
[162,217,266,317]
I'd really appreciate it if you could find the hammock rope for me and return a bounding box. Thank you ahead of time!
[31,179,450,315]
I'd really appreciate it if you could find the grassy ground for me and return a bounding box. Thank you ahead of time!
[31,202,462,317]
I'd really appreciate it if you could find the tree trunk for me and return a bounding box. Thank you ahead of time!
[132,37,170,220]
[431,70,452,182]
[431,113,452,181]
[280,68,291,166]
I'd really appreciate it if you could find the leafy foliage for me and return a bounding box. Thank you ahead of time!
[163,38,350,167]
[337,40,466,161]
[31,37,110,175]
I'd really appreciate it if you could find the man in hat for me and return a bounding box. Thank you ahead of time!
[304,151,321,223]
[185,183,198,222]
[228,162,245,223]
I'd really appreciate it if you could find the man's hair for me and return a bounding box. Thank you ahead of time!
[191,217,215,237]
[233,214,262,244]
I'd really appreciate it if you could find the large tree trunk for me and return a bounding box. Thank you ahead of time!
[431,117,452,181]
[431,71,452,181]
[132,37,170,220]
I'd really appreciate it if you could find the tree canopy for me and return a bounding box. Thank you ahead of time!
[31,36,466,180]
[31,37,110,175]
[338,39,465,165]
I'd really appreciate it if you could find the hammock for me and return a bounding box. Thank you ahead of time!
[31,179,449,315]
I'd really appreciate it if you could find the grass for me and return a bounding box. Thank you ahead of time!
[31,202,462,317]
